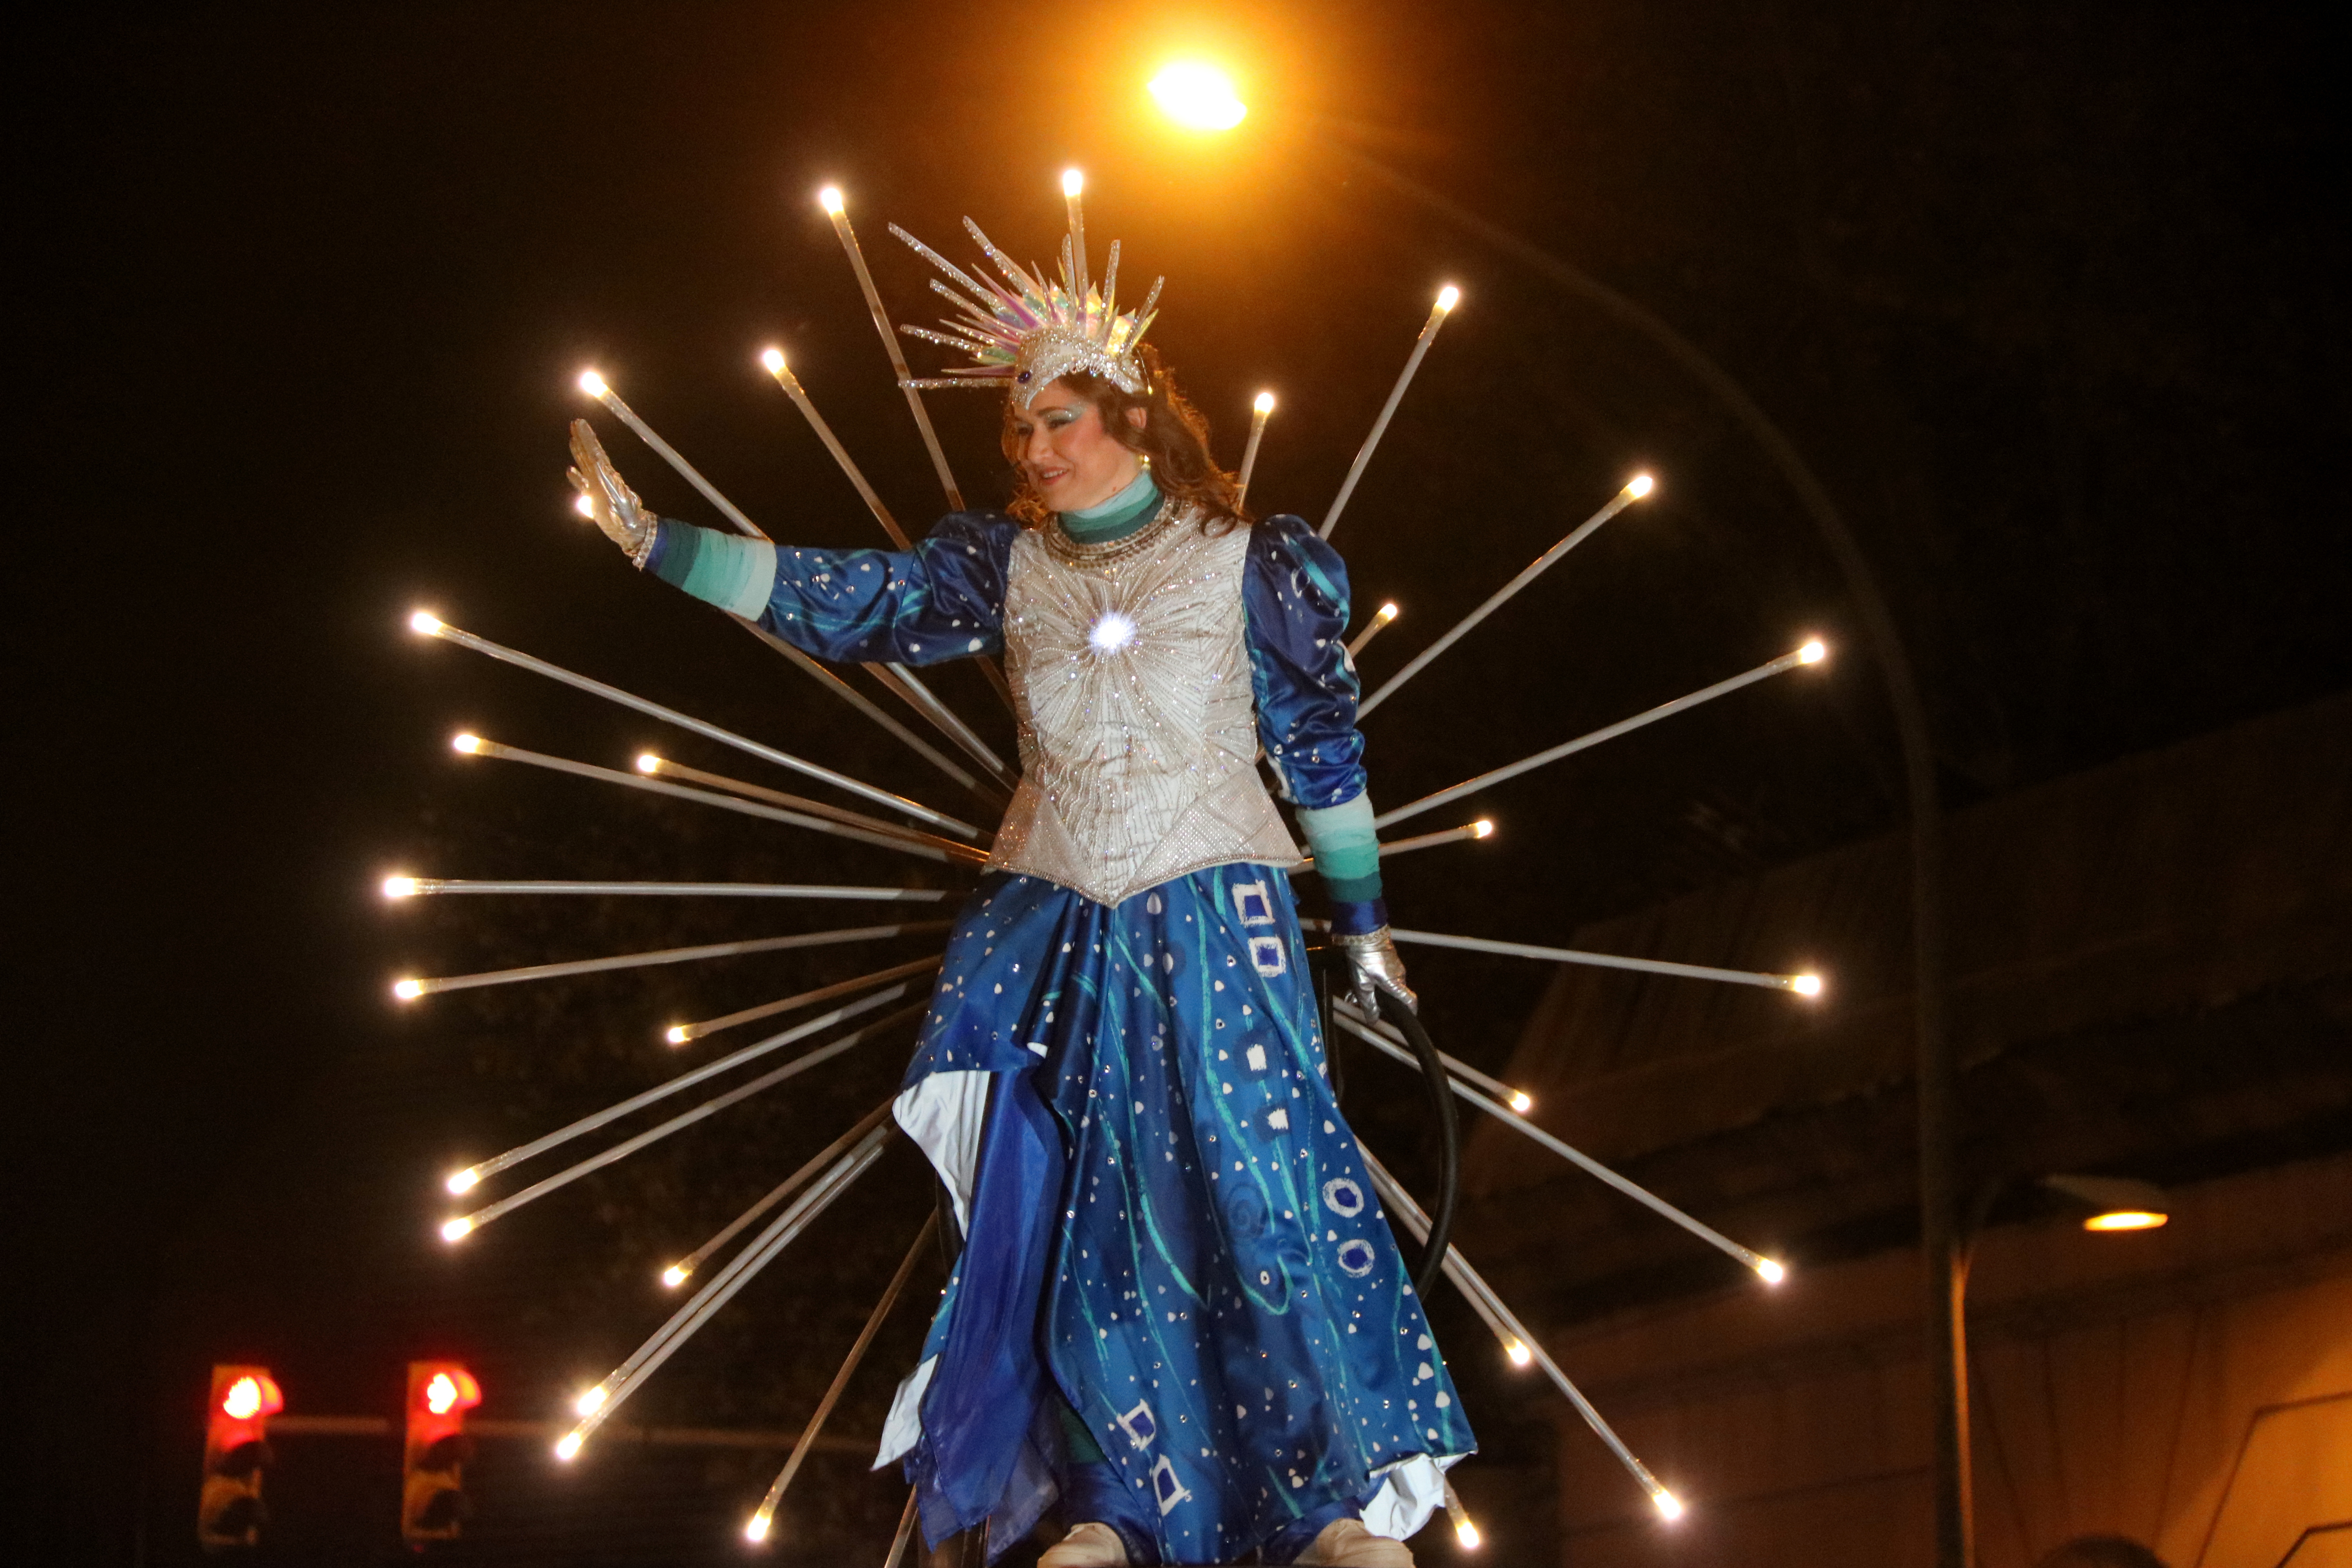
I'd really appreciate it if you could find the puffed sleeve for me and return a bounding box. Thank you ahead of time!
[644,510,1022,666]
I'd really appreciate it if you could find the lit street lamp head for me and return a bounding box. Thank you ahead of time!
[1149,63,1247,130]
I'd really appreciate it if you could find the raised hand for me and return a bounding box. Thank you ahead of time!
[568,418,658,565]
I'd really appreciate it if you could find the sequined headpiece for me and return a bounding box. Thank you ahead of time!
[891,202,1162,410]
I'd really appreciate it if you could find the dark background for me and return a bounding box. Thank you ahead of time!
[17,1,2345,1561]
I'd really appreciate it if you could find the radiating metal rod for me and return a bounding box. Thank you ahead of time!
[443,992,925,1211]
[1381,925,1822,994]
[453,736,984,865]
[1315,988,1531,1110]
[559,1121,895,1457]
[1296,819,1495,875]
[1374,641,1827,830]
[1363,1152,1680,1516]
[638,754,984,860]
[818,188,964,509]
[881,1490,921,1567]
[1346,602,1400,658]
[875,662,1016,794]
[382,876,951,902]
[391,921,949,1001]
[1319,286,1460,541]
[660,1102,897,1290]
[1357,476,1653,718]
[667,955,942,1045]
[1237,392,1275,508]
[1332,1004,1779,1278]
[407,614,978,837]
[746,1213,937,1540]
[579,373,770,540]
[760,349,910,548]
[740,623,984,797]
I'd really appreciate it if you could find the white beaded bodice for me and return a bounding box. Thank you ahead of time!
[987,507,1302,907]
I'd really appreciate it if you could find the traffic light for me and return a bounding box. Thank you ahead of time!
[402,1360,481,1545]
[198,1365,282,1550]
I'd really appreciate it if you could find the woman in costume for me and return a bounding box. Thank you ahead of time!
[566,217,1473,1567]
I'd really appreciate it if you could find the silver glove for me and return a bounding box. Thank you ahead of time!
[1332,925,1416,1015]
[567,418,658,567]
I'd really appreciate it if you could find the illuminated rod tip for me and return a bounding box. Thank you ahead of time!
[1508,1090,1534,1113]
[382,875,421,900]
[1653,1489,1685,1522]
[444,1167,480,1195]
[661,1264,689,1289]
[1505,1338,1533,1368]
[1627,472,1656,498]
[1798,638,1828,665]
[1756,1258,1787,1285]
[1061,167,1085,198]
[1148,63,1248,130]
[574,491,596,519]
[1791,972,1825,998]
[574,1385,608,1417]
[1377,602,1400,624]
[577,369,608,399]
[408,610,444,636]
[635,753,662,775]
[554,1431,584,1462]
[393,978,425,1001]
[1254,390,1276,415]
[759,347,786,375]
[451,733,482,754]
[439,1217,475,1243]
[2085,1210,2168,1232]
[1472,819,1496,839]
[1456,1517,1483,1549]
[664,1025,690,1046]
[818,186,844,215]
[745,1510,773,1543]
[1435,285,1461,312]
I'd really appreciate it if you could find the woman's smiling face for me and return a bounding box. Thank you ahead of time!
[1013,380,1145,513]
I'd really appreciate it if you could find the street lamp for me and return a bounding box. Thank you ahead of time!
[1148,63,1248,130]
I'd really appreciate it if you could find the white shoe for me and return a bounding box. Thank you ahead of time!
[1293,1517,1415,1566]
[1039,1521,1130,1567]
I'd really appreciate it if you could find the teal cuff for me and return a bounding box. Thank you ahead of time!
[646,521,776,619]
[1297,793,1381,902]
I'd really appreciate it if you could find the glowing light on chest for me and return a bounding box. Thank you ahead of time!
[1088,611,1138,654]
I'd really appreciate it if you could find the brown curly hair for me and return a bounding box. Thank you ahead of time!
[999,345,1246,532]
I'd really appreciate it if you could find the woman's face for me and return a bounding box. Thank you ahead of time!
[1014,381,1145,513]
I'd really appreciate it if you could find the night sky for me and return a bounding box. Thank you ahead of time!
[21,3,2345,1560]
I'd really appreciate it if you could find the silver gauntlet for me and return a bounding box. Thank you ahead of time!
[568,418,658,568]
[1332,925,1416,1016]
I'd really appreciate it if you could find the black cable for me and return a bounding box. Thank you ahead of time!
[1376,989,1461,1300]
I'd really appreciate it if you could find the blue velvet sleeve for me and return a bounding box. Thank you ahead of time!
[1244,515,1386,929]
[649,510,1022,666]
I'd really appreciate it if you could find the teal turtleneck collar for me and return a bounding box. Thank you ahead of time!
[1057,469,1159,544]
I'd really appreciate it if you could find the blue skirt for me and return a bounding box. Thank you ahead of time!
[878,867,1473,1564]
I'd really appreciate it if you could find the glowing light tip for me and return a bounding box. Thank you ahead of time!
[408,610,443,636]
[635,754,662,775]
[664,1025,690,1046]
[1254,391,1276,415]
[577,370,608,399]
[393,978,425,1001]
[1507,1090,1534,1113]
[1505,1339,1532,1367]
[745,1511,773,1543]
[1061,168,1085,198]
[382,875,420,900]
[574,1386,608,1417]
[1798,639,1828,665]
[1791,972,1824,997]
[661,1264,689,1288]
[2085,1210,2168,1232]
[1653,1489,1685,1521]
[818,186,843,215]
[1473,819,1496,839]
[1436,285,1461,312]
[222,1378,265,1420]
[1628,473,1656,498]
[1455,1518,1483,1549]
[440,1217,475,1243]
[1377,602,1400,624]
[1148,63,1247,130]
[444,1168,480,1195]
[760,347,786,374]
[554,1431,584,1461]
[451,733,482,754]
[1756,1258,1787,1284]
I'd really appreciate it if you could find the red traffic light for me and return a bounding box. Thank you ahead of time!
[199,1365,282,1549]
[404,1361,482,1544]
